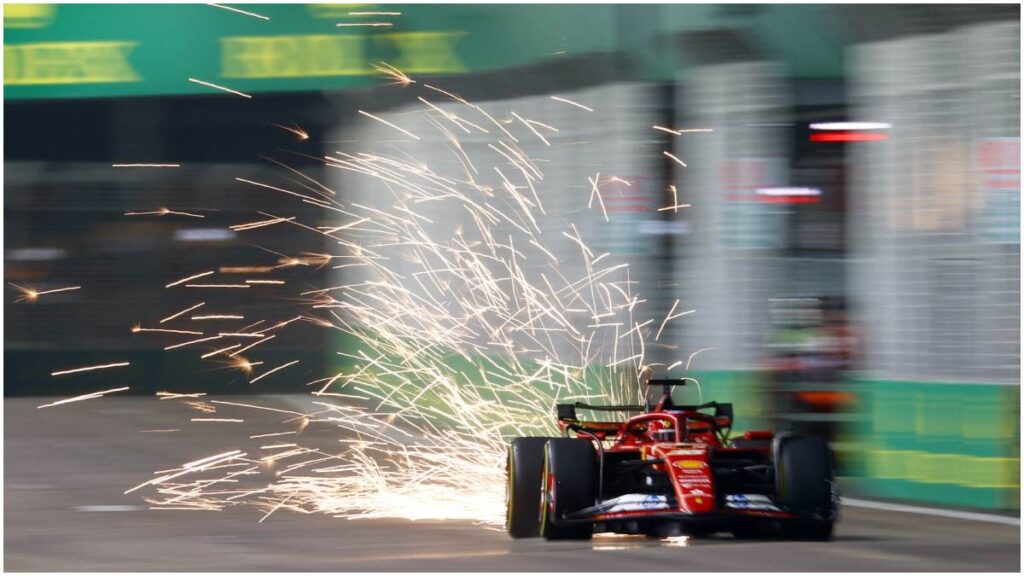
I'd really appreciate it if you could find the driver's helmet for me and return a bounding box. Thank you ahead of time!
[648,419,677,442]
[652,428,677,442]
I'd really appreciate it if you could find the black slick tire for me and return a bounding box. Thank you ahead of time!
[539,438,596,540]
[774,434,836,541]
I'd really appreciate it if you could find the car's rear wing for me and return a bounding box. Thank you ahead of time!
[556,402,644,421]
[556,400,733,425]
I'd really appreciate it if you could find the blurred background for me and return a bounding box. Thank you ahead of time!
[5,1,1020,525]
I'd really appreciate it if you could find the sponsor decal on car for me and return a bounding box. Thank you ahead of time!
[597,493,671,513]
[725,494,780,511]
[668,449,705,456]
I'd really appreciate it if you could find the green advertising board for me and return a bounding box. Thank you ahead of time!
[4,4,844,100]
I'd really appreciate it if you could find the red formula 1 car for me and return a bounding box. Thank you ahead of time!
[506,380,838,541]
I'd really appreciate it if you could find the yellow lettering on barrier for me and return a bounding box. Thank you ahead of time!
[221,32,467,80]
[222,34,368,79]
[4,4,56,29]
[4,41,139,85]
[868,448,1019,489]
[376,31,466,73]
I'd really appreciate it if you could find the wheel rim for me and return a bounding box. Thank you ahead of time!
[505,450,513,530]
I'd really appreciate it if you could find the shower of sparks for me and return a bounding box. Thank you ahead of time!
[550,95,594,112]
[209,3,269,20]
[166,271,214,288]
[188,78,252,99]
[357,110,420,140]
[124,207,204,218]
[37,386,131,409]
[272,123,309,141]
[662,151,687,168]
[51,362,130,377]
[9,283,80,303]
[121,80,707,527]
[112,164,180,168]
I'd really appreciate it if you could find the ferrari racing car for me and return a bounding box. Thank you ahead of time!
[506,379,838,540]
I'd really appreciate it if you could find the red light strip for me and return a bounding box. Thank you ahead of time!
[810,131,888,142]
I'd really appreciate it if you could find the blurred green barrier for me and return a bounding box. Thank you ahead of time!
[684,370,769,433]
[843,379,1020,511]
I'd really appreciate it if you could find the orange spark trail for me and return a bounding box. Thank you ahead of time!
[229,334,276,357]
[165,335,222,350]
[51,362,130,377]
[9,283,80,303]
[188,78,252,99]
[373,62,415,87]
[663,151,688,168]
[37,386,131,409]
[166,271,214,288]
[358,110,420,140]
[272,123,309,141]
[208,3,269,19]
[191,418,244,423]
[160,302,205,323]
[550,95,594,112]
[157,392,207,400]
[132,326,204,336]
[337,22,393,27]
[124,207,204,218]
[249,360,300,384]
[201,344,241,358]
[185,284,251,289]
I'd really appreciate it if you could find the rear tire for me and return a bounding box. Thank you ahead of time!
[774,435,836,541]
[540,438,596,540]
[506,437,552,538]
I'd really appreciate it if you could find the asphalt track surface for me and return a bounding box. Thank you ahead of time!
[5,396,1020,571]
